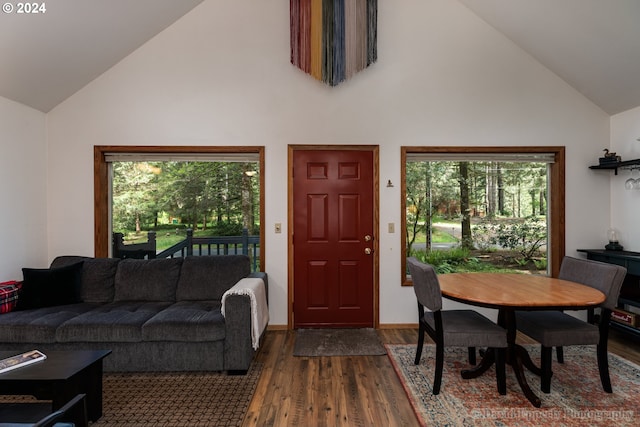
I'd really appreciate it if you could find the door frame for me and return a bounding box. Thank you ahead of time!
[288,145,380,329]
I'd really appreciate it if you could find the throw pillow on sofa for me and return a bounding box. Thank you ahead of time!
[176,255,251,301]
[0,281,22,313]
[50,256,120,303]
[16,261,84,310]
[114,258,182,302]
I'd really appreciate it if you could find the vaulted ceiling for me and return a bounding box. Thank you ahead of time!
[0,0,204,112]
[1,0,639,114]
[458,0,640,115]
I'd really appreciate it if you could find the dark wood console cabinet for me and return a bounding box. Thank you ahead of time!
[578,249,640,338]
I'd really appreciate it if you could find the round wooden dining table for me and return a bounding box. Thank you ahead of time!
[438,272,606,407]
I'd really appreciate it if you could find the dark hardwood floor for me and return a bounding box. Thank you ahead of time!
[243,327,640,426]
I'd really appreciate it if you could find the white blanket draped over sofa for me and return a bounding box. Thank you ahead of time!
[221,277,269,350]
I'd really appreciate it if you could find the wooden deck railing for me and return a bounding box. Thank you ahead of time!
[113,228,261,271]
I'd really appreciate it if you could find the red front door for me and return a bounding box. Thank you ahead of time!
[292,149,375,328]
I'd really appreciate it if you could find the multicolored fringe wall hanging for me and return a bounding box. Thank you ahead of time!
[290,0,378,86]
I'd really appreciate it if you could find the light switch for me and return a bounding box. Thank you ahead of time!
[275,223,282,233]
[388,223,395,233]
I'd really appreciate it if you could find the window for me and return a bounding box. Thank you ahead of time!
[94,146,265,271]
[401,147,565,285]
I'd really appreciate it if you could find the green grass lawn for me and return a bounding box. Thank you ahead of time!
[123,230,204,251]
[122,228,258,252]
[412,228,458,244]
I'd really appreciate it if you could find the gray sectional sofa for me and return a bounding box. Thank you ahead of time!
[0,255,268,373]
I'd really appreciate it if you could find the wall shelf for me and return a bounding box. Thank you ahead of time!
[589,158,640,175]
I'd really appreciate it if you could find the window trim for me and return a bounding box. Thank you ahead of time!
[94,145,266,271]
[401,146,565,285]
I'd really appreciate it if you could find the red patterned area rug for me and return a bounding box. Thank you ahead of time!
[386,344,639,427]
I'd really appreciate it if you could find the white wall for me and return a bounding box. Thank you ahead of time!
[0,96,48,280]
[610,106,640,251]
[46,0,611,326]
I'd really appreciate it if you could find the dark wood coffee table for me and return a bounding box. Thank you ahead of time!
[0,350,111,424]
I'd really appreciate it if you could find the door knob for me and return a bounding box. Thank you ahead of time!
[365,248,372,255]
[364,235,372,242]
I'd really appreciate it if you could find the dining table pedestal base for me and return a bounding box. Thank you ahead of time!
[503,309,545,407]
[509,344,542,407]
[460,343,544,406]
[461,348,507,395]
[461,310,548,407]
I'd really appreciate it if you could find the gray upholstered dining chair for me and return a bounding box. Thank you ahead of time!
[515,256,626,394]
[407,257,507,395]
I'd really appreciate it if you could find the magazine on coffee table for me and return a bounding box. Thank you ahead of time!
[0,350,47,374]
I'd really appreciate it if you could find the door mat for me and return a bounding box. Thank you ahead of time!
[386,344,640,427]
[293,328,387,357]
